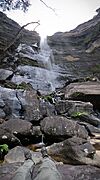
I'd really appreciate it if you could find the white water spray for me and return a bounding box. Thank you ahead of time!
[32,37,58,92]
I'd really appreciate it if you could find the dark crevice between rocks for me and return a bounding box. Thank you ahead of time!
[69,94,100,112]
[13,134,42,146]
[6,72,14,81]
[31,120,41,126]
[15,91,25,118]
[78,122,95,137]
[0,80,17,89]
[40,134,72,146]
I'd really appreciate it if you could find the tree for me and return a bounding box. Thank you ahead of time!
[0,0,30,12]
[0,0,55,13]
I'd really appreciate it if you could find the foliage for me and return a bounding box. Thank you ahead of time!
[0,144,9,153]
[43,95,53,103]
[0,0,30,12]
[71,111,88,118]
[16,82,33,90]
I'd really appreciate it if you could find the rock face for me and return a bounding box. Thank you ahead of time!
[40,116,88,141]
[0,12,40,50]
[64,81,100,110]
[47,9,100,82]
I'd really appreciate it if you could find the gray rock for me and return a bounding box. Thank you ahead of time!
[16,89,42,122]
[64,81,100,111]
[40,116,88,140]
[0,108,6,118]
[55,100,93,115]
[0,162,22,180]
[47,136,100,167]
[57,164,100,180]
[0,86,21,118]
[5,146,42,164]
[0,99,5,107]
[64,81,100,99]
[0,126,21,146]
[0,69,13,80]
[0,119,32,136]
[0,86,43,123]
[78,122,100,136]
[39,98,56,117]
[76,113,100,127]
[0,119,42,145]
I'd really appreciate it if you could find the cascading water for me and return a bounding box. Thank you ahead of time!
[36,38,56,92]
[12,37,64,93]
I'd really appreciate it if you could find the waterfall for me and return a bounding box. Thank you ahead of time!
[13,37,64,94]
[38,38,55,92]
[35,38,56,92]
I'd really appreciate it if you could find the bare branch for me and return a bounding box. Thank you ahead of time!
[3,21,40,53]
[40,0,57,15]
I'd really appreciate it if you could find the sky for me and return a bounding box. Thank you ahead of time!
[6,0,100,38]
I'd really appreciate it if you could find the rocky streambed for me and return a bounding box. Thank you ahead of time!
[0,10,100,180]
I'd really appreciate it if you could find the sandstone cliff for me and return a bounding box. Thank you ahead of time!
[47,8,100,82]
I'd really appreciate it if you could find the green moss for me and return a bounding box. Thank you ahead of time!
[16,82,33,90]
[43,95,53,103]
[71,111,88,118]
[0,144,9,153]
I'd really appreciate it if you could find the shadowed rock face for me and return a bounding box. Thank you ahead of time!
[0,12,40,50]
[64,81,100,111]
[47,9,100,82]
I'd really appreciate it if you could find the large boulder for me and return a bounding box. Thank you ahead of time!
[0,69,13,81]
[0,127,20,147]
[47,136,100,167]
[16,89,42,123]
[0,86,21,119]
[0,119,42,145]
[40,116,88,141]
[74,113,100,127]
[0,86,42,123]
[0,119,32,136]
[0,119,30,146]
[4,146,42,164]
[55,100,93,115]
[39,99,56,117]
[0,162,22,180]
[64,81,100,111]
[57,164,100,180]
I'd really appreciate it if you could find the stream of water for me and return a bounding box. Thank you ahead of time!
[37,38,56,91]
